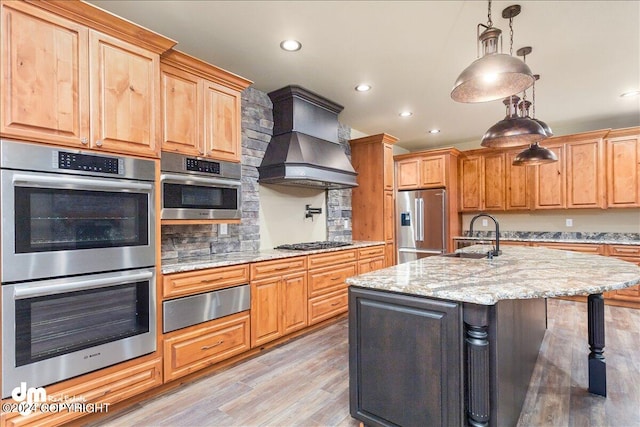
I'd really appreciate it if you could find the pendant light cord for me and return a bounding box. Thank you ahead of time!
[509,15,514,56]
[532,79,537,119]
[487,0,493,27]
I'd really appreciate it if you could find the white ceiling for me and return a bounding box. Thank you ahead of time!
[89,0,640,151]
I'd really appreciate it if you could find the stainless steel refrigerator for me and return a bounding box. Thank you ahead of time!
[396,188,447,263]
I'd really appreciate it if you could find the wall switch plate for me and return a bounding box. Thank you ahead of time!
[219,223,228,235]
[344,219,349,228]
[565,218,573,227]
[482,219,488,227]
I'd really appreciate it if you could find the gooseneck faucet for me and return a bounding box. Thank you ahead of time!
[469,213,501,257]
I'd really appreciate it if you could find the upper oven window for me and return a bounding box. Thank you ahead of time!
[14,187,149,253]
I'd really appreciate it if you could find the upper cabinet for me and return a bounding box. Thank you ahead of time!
[0,0,176,158]
[605,127,640,208]
[533,130,607,209]
[459,150,507,211]
[160,50,252,162]
[397,153,447,190]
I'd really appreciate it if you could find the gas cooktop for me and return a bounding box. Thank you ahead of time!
[275,241,352,251]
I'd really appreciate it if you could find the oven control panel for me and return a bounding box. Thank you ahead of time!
[185,158,220,174]
[58,152,122,174]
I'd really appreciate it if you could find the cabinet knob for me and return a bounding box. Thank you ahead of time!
[80,137,88,145]
[96,140,103,147]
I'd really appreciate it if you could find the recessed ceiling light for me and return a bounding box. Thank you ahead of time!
[280,39,301,52]
[428,129,441,134]
[355,84,371,92]
[399,111,413,117]
[620,90,640,98]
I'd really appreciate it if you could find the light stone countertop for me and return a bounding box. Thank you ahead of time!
[453,232,640,246]
[161,241,385,274]
[345,245,640,305]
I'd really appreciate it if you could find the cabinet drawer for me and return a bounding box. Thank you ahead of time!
[164,311,250,382]
[607,245,640,258]
[3,357,162,427]
[308,249,357,269]
[358,257,385,274]
[614,284,640,298]
[163,264,250,299]
[251,256,307,281]
[358,246,385,259]
[308,262,357,297]
[308,289,348,325]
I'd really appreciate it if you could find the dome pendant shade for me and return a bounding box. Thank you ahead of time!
[481,116,547,147]
[533,118,553,137]
[512,143,558,166]
[451,54,535,103]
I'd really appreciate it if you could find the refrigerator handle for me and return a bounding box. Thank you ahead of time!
[419,198,425,241]
[414,198,421,242]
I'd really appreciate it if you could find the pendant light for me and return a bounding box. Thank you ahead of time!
[451,2,534,103]
[513,73,557,165]
[480,43,548,148]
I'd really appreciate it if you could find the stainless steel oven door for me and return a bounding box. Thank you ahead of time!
[1,169,156,283]
[1,267,156,398]
[161,172,241,220]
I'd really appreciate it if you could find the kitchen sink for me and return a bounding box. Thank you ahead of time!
[442,252,489,259]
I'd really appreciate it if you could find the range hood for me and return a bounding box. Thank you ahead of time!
[258,85,357,189]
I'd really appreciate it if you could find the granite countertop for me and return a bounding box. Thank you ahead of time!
[453,231,640,246]
[162,241,386,274]
[346,245,640,305]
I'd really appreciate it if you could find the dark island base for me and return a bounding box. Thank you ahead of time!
[349,287,547,427]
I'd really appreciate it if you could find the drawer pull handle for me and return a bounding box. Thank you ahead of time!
[331,276,341,281]
[330,302,340,306]
[200,276,223,284]
[201,341,224,350]
[274,266,289,271]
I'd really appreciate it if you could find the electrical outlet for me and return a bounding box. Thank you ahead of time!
[219,223,228,235]
[344,219,349,228]
[482,219,488,227]
[565,218,573,227]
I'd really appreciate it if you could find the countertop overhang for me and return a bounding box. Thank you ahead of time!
[346,245,640,305]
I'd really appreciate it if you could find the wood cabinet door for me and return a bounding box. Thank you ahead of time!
[383,143,394,191]
[533,143,565,209]
[483,152,505,210]
[606,134,639,207]
[459,155,482,211]
[566,138,605,208]
[0,2,89,147]
[384,242,395,267]
[203,80,241,162]
[506,150,531,210]
[160,64,203,155]
[383,190,395,241]
[420,155,446,188]
[396,158,420,189]
[281,272,308,335]
[90,30,160,157]
[251,277,281,347]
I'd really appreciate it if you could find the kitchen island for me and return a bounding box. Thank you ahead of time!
[346,246,640,427]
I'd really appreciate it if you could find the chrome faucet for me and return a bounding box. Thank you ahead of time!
[469,213,501,257]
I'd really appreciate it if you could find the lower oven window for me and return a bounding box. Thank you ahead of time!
[15,281,149,367]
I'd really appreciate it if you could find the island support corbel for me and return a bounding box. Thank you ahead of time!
[587,293,607,396]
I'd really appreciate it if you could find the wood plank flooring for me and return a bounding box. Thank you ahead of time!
[89,299,640,427]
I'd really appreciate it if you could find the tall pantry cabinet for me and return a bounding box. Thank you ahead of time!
[350,133,398,267]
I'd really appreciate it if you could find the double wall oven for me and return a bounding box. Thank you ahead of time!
[1,140,157,398]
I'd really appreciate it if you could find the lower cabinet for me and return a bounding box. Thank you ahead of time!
[250,257,308,347]
[357,246,386,274]
[603,245,640,308]
[2,357,162,427]
[307,250,357,325]
[163,311,251,382]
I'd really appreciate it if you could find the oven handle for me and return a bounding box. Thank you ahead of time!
[13,271,154,299]
[12,174,153,192]
[160,172,242,189]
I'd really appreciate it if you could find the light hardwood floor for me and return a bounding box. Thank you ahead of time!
[89,299,640,427]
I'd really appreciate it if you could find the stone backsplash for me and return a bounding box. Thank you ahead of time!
[161,87,353,260]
